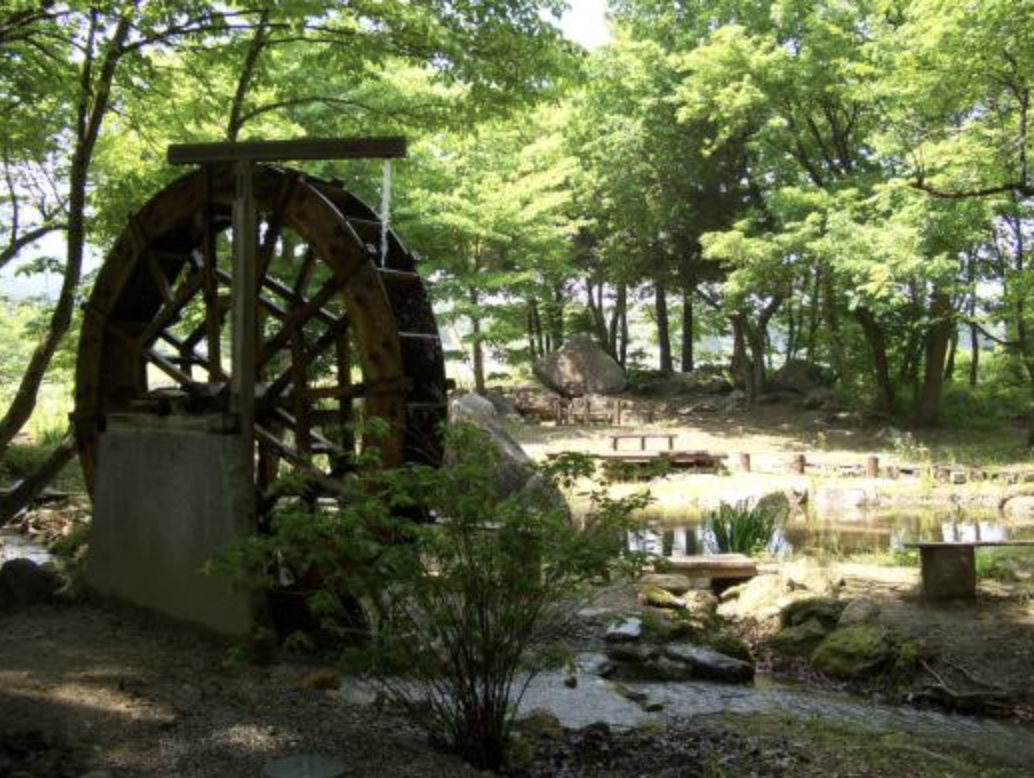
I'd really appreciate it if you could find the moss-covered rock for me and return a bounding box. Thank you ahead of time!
[769,618,831,658]
[780,596,844,629]
[638,584,685,610]
[811,625,893,680]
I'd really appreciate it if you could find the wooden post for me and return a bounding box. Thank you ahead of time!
[791,453,806,474]
[230,158,257,443]
[738,453,751,473]
[866,455,880,479]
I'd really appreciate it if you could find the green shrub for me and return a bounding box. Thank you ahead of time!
[223,422,648,771]
[705,500,785,556]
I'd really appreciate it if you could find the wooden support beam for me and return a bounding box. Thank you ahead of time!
[231,159,258,443]
[168,137,407,165]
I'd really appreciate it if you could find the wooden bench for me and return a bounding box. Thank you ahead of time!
[904,540,1034,600]
[664,553,757,580]
[609,432,677,452]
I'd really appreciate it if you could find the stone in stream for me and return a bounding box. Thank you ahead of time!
[605,617,643,644]
[0,559,61,606]
[811,624,893,680]
[662,644,755,684]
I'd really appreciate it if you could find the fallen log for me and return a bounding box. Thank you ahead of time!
[0,432,77,528]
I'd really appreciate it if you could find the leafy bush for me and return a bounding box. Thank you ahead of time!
[705,500,785,556]
[224,423,648,770]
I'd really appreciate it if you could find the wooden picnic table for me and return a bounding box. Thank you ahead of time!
[904,540,1034,599]
[609,432,677,452]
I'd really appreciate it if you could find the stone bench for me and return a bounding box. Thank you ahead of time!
[904,540,1034,600]
[664,553,757,580]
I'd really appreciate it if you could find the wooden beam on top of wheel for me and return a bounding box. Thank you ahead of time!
[167,137,407,165]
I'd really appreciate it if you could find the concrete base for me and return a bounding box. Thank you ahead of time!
[919,545,976,600]
[87,413,256,635]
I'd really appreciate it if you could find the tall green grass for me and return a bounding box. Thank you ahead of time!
[705,500,785,556]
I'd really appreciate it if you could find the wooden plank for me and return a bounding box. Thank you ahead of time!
[168,137,407,165]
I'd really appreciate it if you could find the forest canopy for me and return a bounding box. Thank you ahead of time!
[3,0,1034,455]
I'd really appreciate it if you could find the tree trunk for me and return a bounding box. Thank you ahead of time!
[655,281,673,373]
[805,266,821,363]
[915,291,954,427]
[822,272,847,380]
[526,303,538,362]
[0,433,76,527]
[548,283,564,350]
[681,286,694,372]
[969,322,980,387]
[0,10,132,462]
[469,285,485,394]
[944,331,958,383]
[585,279,612,356]
[854,307,895,414]
[608,282,626,359]
[731,315,752,398]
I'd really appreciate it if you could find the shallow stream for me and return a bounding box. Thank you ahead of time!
[520,656,1034,769]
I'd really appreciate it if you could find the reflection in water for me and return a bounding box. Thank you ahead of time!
[630,511,1034,558]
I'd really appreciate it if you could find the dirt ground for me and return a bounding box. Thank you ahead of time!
[1,601,1030,778]
[0,603,486,778]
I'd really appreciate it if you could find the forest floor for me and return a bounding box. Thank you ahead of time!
[1,601,1030,778]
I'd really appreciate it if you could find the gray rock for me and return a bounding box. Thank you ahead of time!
[781,596,845,629]
[722,389,746,410]
[0,558,61,606]
[769,618,831,657]
[803,387,836,410]
[449,394,551,501]
[838,597,881,627]
[639,573,693,596]
[811,625,893,680]
[1001,494,1034,520]
[772,359,831,394]
[604,617,643,644]
[662,644,755,684]
[484,390,521,420]
[532,335,626,397]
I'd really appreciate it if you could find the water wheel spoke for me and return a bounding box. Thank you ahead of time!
[254,424,346,497]
[137,270,206,349]
[265,314,352,398]
[258,269,357,372]
[292,247,316,296]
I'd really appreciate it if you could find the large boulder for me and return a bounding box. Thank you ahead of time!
[532,336,626,397]
[772,359,831,395]
[449,394,552,502]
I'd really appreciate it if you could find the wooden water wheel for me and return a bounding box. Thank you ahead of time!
[74,161,447,508]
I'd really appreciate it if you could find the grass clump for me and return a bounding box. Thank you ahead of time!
[705,500,785,556]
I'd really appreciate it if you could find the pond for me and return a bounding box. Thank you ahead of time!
[628,509,1034,558]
